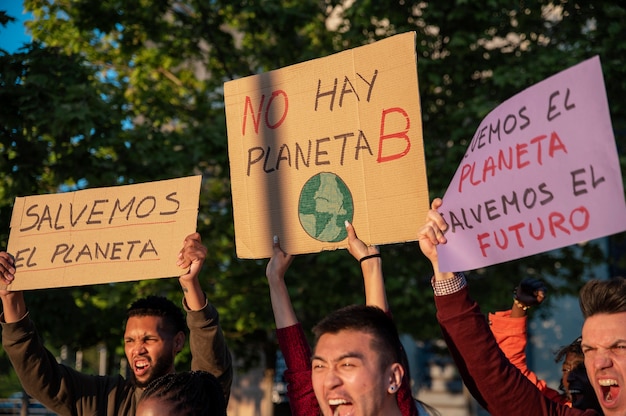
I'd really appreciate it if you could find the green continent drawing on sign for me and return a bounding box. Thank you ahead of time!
[298,172,354,242]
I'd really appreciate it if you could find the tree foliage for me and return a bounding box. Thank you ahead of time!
[1,0,626,377]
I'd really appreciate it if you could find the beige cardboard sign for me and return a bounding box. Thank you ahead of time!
[225,32,429,259]
[3,176,201,291]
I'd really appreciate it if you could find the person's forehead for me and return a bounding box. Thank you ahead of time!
[582,312,626,344]
[136,397,174,416]
[314,330,376,357]
[124,315,165,334]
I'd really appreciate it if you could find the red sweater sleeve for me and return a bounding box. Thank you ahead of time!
[397,376,419,416]
[435,286,595,416]
[276,323,319,416]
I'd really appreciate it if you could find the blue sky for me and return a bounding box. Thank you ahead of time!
[1,2,32,53]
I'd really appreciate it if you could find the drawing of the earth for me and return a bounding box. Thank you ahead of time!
[298,172,354,242]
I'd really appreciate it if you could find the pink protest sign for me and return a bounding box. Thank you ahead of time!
[437,56,626,272]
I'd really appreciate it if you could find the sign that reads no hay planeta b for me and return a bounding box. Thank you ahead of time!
[3,175,202,291]
[224,32,429,259]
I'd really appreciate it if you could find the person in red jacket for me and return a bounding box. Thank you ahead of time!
[417,197,610,416]
[265,221,437,416]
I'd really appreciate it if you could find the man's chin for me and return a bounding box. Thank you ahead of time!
[128,357,174,388]
[129,371,154,389]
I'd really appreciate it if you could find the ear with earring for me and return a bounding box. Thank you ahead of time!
[388,385,396,393]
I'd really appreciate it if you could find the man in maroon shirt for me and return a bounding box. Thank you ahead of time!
[417,197,620,416]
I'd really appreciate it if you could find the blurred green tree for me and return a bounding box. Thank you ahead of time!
[0,1,624,386]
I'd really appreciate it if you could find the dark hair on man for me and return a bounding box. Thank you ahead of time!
[127,295,186,336]
[554,336,583,363]
[312,304,403,369]
[579,276,626,319]
[139,370,226,416]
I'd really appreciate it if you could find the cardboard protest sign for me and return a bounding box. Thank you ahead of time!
[225,32,429,259]
[3,175,201,291]
[437,56,626,272]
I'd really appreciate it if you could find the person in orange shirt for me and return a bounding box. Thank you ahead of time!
[489,277,601,412]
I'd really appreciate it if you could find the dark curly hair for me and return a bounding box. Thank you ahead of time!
[554,336,582,363]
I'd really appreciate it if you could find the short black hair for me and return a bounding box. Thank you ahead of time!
[312,304,403,369]
[127,295,186,336]
[139,370,226,416]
